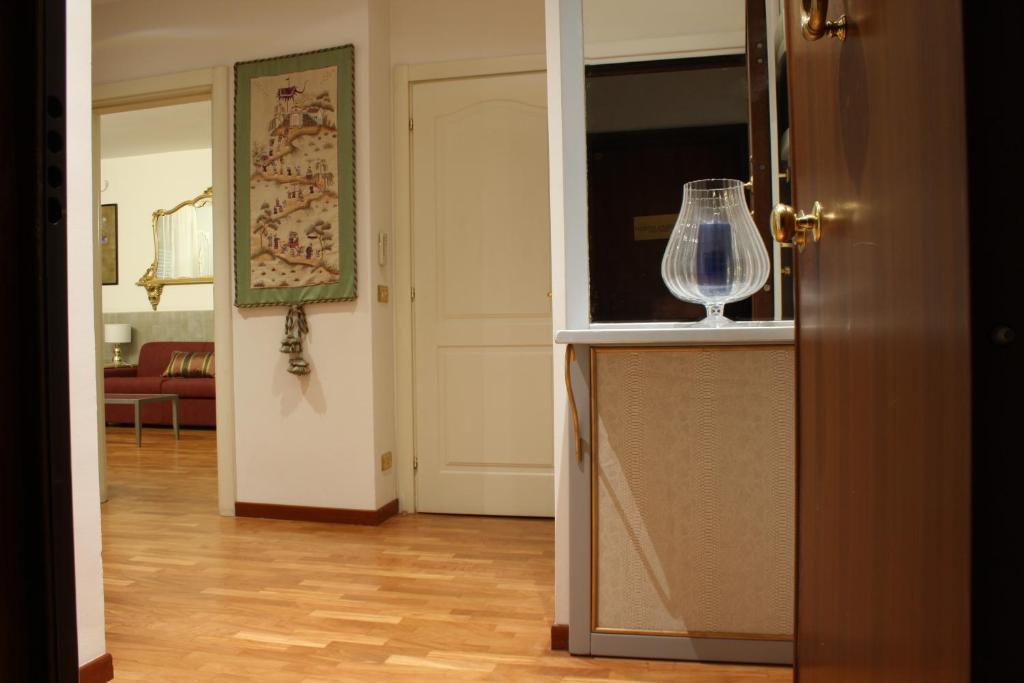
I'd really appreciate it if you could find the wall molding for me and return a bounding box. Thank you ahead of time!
[235,499,399,526]
[551,623,569,651]
[79,653,114,683]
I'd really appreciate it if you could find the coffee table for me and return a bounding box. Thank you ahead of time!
[104,393,180,446]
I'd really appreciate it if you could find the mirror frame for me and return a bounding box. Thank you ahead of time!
[136,186,213,309]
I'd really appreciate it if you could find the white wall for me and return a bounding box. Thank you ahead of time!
[369,0,397,507]
[100,148,214,313]
[68,0,107,666]
[545,0,586,632]
[390,0,545,65]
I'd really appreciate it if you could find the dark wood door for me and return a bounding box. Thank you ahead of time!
[787,1,971,681]
[0,0,79,680]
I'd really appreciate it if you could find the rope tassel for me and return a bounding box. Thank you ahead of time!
[281,304,311,376]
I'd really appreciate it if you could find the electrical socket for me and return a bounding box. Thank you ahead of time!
[380,451,393,471]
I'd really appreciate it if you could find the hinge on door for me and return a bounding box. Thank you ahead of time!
[413,455,419,472]
[410,287,416,302]
[409,118,414,131]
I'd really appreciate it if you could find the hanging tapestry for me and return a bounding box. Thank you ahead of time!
[234,45,356,306]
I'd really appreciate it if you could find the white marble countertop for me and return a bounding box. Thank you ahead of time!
[554,320,795,346]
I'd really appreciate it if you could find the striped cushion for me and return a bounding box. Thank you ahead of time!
[162,350,215,378]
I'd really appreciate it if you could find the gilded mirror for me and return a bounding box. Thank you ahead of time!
[136,187,213,309]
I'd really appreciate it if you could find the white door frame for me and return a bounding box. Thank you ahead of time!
[93,67,237,516]
[393,55,546,513]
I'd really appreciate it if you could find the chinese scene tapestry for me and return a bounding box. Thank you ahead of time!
[234,45,356,306]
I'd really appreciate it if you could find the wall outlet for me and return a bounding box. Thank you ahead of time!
[377,285,389,303]
[380,451,393,471]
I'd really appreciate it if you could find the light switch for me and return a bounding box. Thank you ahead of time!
[377,285,389,303]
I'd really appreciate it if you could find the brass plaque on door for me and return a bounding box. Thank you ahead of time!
[632,214,677,241]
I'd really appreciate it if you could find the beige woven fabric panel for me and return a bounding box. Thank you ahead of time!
[593,346,794,637]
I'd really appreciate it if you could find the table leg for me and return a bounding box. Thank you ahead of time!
[172,397,180,440]
[134,401,142,447]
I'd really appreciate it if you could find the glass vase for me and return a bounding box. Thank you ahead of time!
[661,178,770,326]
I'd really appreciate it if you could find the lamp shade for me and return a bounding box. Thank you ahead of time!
[104,323,131,344]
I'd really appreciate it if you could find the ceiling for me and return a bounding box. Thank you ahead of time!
[100,100,211,159]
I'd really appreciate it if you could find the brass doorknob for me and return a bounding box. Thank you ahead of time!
[771,201,825,250]
[801,0,847,41]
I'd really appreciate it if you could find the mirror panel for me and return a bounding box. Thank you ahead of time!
[137,187,213,310]
[581,0,792,323]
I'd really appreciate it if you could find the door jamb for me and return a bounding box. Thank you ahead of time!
[93,67,237,516]
[393,55,546,513]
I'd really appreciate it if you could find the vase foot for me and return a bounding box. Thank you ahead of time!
[699,304,732,327]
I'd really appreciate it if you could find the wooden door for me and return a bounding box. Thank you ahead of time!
[1,0,81,678]
[411,71,554,517]
[787,1,971,681]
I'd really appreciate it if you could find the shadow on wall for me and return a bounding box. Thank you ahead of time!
[237,304,338,416]
[273,351,328,416]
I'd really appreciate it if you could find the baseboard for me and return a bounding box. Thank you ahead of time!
[79,653,114,683]
[235,498,399,526]
[551,623,569,651]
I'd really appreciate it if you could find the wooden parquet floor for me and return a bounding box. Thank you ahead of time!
[102,427,792,682]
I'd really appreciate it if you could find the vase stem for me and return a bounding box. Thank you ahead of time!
[702,303,731,327]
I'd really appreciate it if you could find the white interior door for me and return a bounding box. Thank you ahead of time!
[411,71,553,516]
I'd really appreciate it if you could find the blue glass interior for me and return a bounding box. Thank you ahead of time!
[696,220,733,296]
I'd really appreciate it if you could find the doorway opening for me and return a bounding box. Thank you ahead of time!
[97,98,219,503]
[93,67,236,517]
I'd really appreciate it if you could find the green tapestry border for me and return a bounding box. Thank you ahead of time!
[234,44,356,307]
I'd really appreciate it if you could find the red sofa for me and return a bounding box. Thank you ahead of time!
[105,341,216,427]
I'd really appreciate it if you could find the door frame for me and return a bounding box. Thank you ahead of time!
[93,68,238,516]
[393,55,546,513]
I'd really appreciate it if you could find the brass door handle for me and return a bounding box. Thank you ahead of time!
[564,344,584,465]
[801,0,847,41]
[771,201,825,250]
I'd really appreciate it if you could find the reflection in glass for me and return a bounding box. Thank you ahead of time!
[155,195,213,280]
[586,60,751,323]
[136,187,213,310]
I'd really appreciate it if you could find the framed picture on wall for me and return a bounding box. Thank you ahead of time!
[233,45,356,307]
[100,203,118,285]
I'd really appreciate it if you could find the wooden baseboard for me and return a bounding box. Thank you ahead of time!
[235,498,399,526]
[551,623,569,651]
[79,653,114,683]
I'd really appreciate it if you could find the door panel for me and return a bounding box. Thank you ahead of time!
[412,72,554,516]
[788,1,971,681]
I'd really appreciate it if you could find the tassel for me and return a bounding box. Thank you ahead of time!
[287,357,311,376]
[280,304,312,376]
[279,334,302,354]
